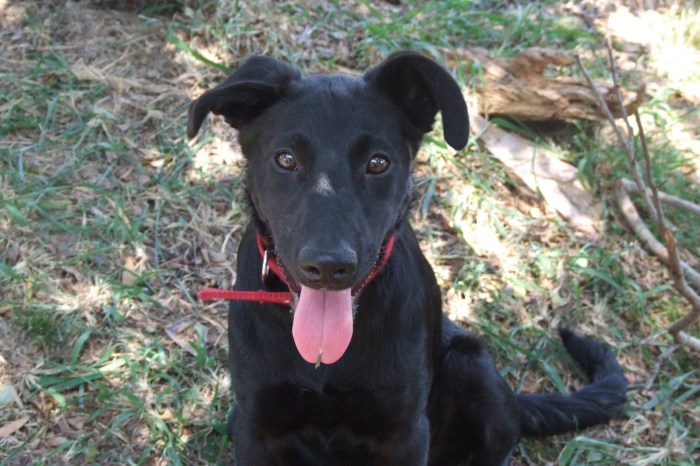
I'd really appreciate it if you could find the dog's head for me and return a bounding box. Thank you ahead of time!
[188,52,468,364]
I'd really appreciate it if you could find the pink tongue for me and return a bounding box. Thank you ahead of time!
[292,285,353,365]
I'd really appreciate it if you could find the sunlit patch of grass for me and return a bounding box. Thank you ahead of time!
[607,3,700,103]
[360,0,593,60]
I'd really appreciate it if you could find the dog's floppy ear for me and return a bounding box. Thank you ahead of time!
[364,51,469,150]
[187,56,302,139]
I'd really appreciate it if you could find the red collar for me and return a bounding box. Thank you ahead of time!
[199,232,395,304]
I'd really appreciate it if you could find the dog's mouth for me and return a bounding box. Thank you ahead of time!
[273,260,366,367]
[263,234,395,366]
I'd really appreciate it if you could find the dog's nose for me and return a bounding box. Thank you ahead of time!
[298,245,358,289]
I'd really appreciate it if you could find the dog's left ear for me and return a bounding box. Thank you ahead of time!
[187,56,302,139]
[364,52,469,150]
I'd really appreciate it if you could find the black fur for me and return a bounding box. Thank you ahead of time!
[188,52,627,465]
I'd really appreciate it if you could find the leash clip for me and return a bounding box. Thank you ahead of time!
[261,249,270,284]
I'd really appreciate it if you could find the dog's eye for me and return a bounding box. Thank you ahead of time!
[275,151,297,171]
[366,154,390,175]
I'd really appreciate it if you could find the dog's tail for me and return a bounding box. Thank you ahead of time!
[517,328,627,437]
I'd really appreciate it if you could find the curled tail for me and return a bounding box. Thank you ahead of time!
[518,327,627,437]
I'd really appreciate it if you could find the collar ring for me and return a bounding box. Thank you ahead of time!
[261,249,270,284]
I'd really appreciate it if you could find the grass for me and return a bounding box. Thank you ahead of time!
[1,0,699,465]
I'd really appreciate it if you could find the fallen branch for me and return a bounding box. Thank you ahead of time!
[620,178,700,218]
[469,112,603,239]
[578,43,700,352]
[446,46,644,123]
[613,181,700,291]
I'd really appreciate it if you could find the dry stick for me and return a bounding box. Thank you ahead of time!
[576,53,658,221]
[633,106,665,227]
[577,50,700,351]
[610,183,698,288]
[617,180,700,290]
[614,184,700,350]
[629,109,700,349]
[630,111,700,291]
[663,228,700,347]
[621,178,700,218]
[607,42,662,221]
[606,37,635,150]
[643,343,678,392]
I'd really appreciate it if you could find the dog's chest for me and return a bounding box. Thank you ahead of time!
[250,379,422,442]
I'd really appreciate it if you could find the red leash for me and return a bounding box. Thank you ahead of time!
[198,232,395,303]
[198,288,293,304]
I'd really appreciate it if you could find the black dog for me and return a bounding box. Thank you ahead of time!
[188,52,627,465]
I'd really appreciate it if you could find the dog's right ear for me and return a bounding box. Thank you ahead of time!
[187,56,302,139]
